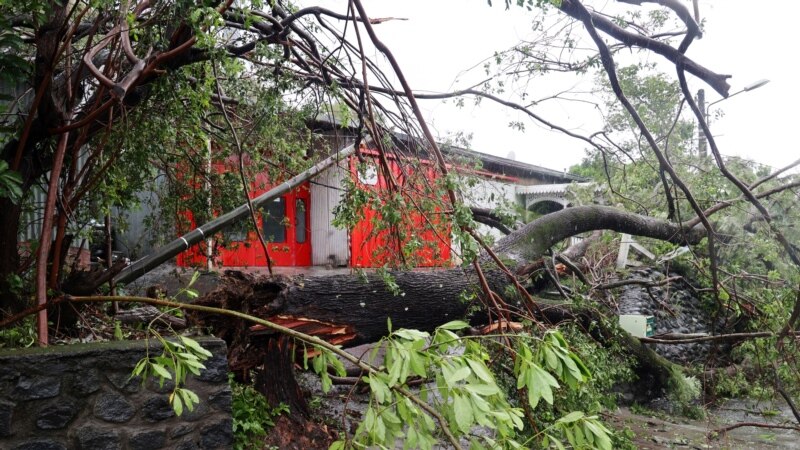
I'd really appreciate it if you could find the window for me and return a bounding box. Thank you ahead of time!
[358,165,378,185]
[295,198,307,243]
[226,221,249,242]
[263,197,286,243]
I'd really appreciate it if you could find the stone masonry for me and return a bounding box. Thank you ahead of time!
[0,337,232,450]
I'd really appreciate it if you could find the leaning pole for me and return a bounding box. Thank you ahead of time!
[114,143,357,285]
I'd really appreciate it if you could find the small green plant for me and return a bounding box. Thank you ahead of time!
[0,316,36,349]
[231,375,289,450]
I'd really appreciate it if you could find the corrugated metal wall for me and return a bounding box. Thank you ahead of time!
[113,179,164,260]
[20,186,46,242]
[310,162,349,266]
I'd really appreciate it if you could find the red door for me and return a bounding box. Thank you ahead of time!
[251,184,312,267]
[177,182,312,268]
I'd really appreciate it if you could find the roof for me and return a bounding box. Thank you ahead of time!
[442,146,586,183]
[309,115,587,184]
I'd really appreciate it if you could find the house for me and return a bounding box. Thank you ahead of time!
[171,124,586,269]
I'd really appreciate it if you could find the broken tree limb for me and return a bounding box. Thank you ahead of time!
[492,205,706,264]
[558,0,731,97]
[114,143,358,285]
[471,206,515,235]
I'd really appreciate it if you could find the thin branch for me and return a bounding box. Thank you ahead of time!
[639,330,799,344]
[594,276,682,291]
[713,422,800,436]
[212,62,275,274]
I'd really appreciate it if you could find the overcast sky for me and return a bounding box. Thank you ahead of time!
[306,1,798,173]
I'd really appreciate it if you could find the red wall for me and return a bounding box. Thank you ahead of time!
[349,152,451,268]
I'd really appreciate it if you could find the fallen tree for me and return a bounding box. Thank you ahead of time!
[190,204,708,411]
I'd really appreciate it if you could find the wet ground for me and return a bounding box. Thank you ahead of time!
[608,399,799,449]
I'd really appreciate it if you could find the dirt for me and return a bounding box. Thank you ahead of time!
[260,414,338,450]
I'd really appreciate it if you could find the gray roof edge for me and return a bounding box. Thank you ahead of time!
[442,146,587,182]
[311,117,587,183]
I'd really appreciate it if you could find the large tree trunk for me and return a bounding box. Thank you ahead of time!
[192,268,685,402]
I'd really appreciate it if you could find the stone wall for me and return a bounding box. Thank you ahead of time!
[0,337,232,450]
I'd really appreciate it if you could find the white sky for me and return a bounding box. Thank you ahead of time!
[305,1,799,173]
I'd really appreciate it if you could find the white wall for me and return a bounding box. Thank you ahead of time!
[310,163,350,266]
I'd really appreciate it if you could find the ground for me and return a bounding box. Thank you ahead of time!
[607,401,800,450]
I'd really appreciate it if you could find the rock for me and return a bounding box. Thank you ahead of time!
[142,396,175,422]
[13,439,68,450]
[169,424,195,439]
[145,376,175,394]
[93,392,136,423]
[11,375,60,400]
[105,372,141,393]
[175,441,200,450]
[72,369,101,396]
[196,355,228,383]
[36,402,78,429]
[199,418,233,449]
[673,437,690,446]
[0,399,14,437]
[74,426,121,450]
[208,387,232,412]
[130,429,167,450]
[0,365,19,381]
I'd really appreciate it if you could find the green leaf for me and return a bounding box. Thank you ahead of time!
[150,363,173,380]
[368,375,389,404]
[172,393,184,416]
[453,393,474,433]
[181,336,213,357]
[439,320,470,330]
[394,328,429,341]
[569,352,592,378]
[557,411,584,424]
[131,359,148,378]
[408,351,427,378]
[466,359,494,383]
[445,366,471,385]
[544,347,559,371]
[329,353,346,377]
[465,383,500,396]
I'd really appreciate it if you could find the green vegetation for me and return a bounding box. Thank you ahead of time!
[231,376,289,450]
